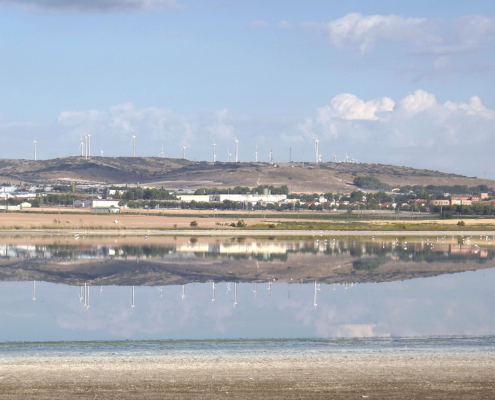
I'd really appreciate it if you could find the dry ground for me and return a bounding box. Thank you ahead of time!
[0,352,494,399]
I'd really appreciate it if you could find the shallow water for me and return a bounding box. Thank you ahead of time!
[0,236,494,345]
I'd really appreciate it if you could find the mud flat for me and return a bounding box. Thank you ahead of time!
[0,351,494,399]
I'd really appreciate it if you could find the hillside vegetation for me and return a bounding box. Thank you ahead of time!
[0,156,493,193]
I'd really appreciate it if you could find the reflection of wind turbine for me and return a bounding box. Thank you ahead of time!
[157,286,163,298]
[181,285,185,301]
[78,286,84,304]
[83,283,87,307]
[233,282,238,308]
[32,281,36,302]
[130,286,135,310]
[226,282,231,294]
[267,282,272,297]
[86,284,90,309]
[252,283,257,297]
[313,282,318,309]
[212,282,215,303]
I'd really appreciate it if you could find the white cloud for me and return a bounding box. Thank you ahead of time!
[444,96,494,119]
[247,20,268,28]
[277,20,293,29]
[303,13,437,55]
[207,108,234,139]
[0,0,185,13]
[301,13,495,57]
[399,90,437,114]
[318,93,395,121]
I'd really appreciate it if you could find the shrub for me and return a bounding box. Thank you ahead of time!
[190,220,198,227]
[236,220,247,227]
[457,220,466,226]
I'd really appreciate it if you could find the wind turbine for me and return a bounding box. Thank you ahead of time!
[132,132,136,157]
[253,146,258,162]
[182,144,186,160]
[87,134,91,157]
[84,135,88,159]
[158,147,164,157]
[213,142,216,162]
[79,137,84,157]
[100,149,104,157]
[313,138,319,164]
[269,149,273,165]
[334,154,337,163]
[33,140,37,161]
[234,137,239,163]
[227,149,231,162]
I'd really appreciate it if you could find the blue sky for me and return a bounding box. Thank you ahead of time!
[1,0,495,177]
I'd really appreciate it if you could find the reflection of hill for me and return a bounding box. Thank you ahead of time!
[1,252,493,287]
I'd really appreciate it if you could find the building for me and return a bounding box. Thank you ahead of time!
[73,198,121,208]
[450,195,480,206]
[409,199,428,207]
[177,194,287,204]
[429,199,450,206]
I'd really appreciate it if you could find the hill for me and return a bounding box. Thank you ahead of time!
[0,156,493,193]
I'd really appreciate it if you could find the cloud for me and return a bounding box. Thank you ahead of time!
[301,13,495,57]
[318,93,395,121]
[247,20,268,28]
[302,13,437,55]
[207,108,234,139]
[444,96,494,119]
[277,21,293,29]
[399,90,437,114]
[0,0,185,13]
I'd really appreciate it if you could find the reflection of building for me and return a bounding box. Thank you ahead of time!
[91,206,121,214]
[176,242,298,254]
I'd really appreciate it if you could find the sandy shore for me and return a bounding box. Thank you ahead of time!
[1,352,494,399]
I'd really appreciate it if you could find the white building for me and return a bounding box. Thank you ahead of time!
[177,194,287,203]
[73,199,121,208]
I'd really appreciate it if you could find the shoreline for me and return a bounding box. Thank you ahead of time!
[1,348,494,399]
[1,229,495,237]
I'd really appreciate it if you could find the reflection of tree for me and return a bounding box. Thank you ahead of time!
[352,258,387,271]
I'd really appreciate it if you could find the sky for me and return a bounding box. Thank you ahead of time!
[0,0,494,178]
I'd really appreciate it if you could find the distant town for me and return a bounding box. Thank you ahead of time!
[1,176,494,217]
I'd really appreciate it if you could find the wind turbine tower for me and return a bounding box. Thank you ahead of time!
[334,154,337,163]
[182,144,186,160]
[269,149,273,165]
[101,149,104,157]
[84,135,88,159]
[159,147,164,157]
[87,134,91,157]
[314,138,319,164]
[132,133,136,157]
[79,137,84,157]
[254,146,258,162]
[227,149,231,162]
[33,140,37,161]
[234,137,239,163]
[213,142,216,162]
